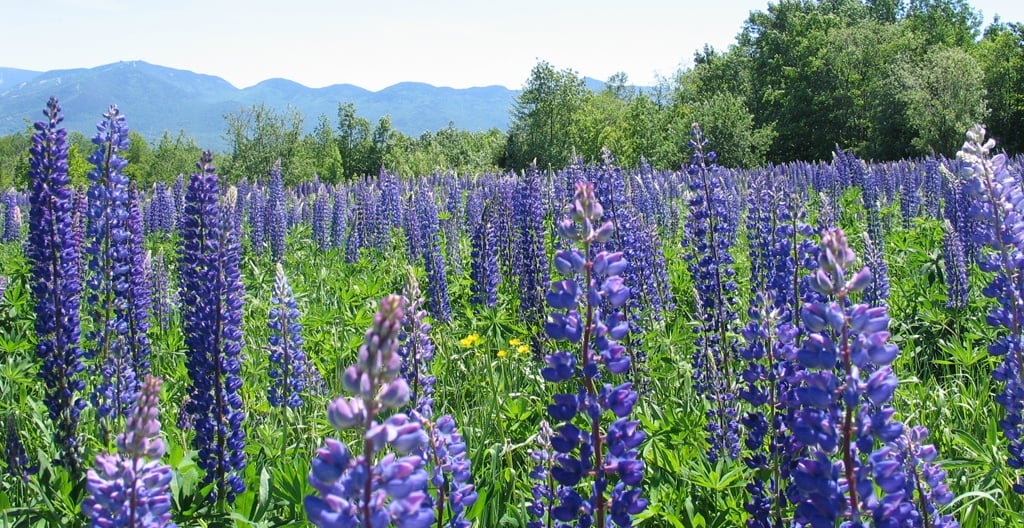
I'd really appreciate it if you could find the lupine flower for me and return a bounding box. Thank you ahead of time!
[123,187,153,402]
[82,376,175,528]
[331,186,348,251]
[248,186,266,255]
[942,220,968,310]
[312,187,331,252]
[84,105,138,423]
[420,414,476,528]
[419,191,451,323]
[2,191,20,243]
[789,228,950,526]
[304,295,435,527]
[267,158,287,262]
[527,420,556,528]
[268,263,312,408]
[922,157,943,219]
[178,155,246,504]
[469,199,501,308]
[513,164,550,328]
[534,181,647,528]
[958,124,1024,494]
[146,250,173,333]
[27,97,86,474]
[3,414,35,483]
[398,270,435,415]
[682,124,741,462]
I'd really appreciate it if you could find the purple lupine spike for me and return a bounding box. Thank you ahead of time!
[1,190,20,243]
[469,198,501,308]
[267,158,287,262]
[331,185,348,251]
[942,220,968,309]
[124,187,152,394]
[398,270,436,416]
[536,180,647,528]
[84,105,138,424]
[146,249,172,333]
[3,413,35,483]
[268,263,312,408]
[27,97,86,474]
[958,124,1024,494]
[418,191,451,323]
[790,228,950,526]
[514,164,550,329]
[178,156,246,504]
[82,376,176,528]
[247,185,265,255]
[304,295,434,527]
[682,124,742,462]
[312,187,331,252]
[923,157,943,219]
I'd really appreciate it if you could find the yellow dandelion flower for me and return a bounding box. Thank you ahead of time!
[459,333,481,348]
[497,349,508,358]
[508,338,522,346]
[517,344,530,355]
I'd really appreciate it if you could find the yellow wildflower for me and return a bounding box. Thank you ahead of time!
[508,338,522,346]
[517,344,530,355]
[497,349,508,358]
[459,333,481,348]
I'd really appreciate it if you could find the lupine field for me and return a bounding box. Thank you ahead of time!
[1,96,1024,527]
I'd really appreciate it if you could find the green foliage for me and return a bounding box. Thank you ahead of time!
[506,61,593,170]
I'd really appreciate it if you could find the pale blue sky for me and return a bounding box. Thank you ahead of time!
[1,0,1021,91]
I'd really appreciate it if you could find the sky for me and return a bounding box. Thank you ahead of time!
[2,0,1022,92]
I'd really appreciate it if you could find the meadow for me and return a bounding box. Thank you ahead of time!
[0,99,1023,527]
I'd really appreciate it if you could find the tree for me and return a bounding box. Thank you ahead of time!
[223,104,309,184]
[897,46,988,155]
[506,61,592,170]
[974,20,1024,152]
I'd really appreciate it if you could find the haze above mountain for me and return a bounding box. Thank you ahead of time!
[0,61,607,152]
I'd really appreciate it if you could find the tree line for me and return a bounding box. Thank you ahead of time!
[0,0,1021,188]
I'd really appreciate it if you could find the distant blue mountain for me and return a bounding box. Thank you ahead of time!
[0,61,521,151]
[0,61,619,152]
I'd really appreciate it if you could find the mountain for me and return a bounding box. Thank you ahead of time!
[0,61,520,151]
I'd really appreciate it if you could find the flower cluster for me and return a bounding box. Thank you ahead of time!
[268,263,312,408]
[534,181,646,527]
[27,97,86,474]
[178,155,246,504]
[267,158,287,262]
[1,190,19,243]
[305,295,435,527]
[958,124,1024,493]
[82,376,175,528]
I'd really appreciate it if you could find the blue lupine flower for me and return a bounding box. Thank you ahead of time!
[1,191,19,243]
[331,186,348,251]
[305,295,435,528]
[268,263,312,408]
[312,187,331,252]
[418,191,451,323]
[682,124,741,462]
[146,249,173,333]
[178,156,246,504]
[942,220,968,310]
[124,187,153,398]
[84,105,138,423]
[248,185,266,255]
[82,375,176,528]
[27,97,86,474]
[267,158,287,262]
[513,164,550,328]
[398,270,436,415]
[535,180,647,528]
[958,124,1024,494]
[469,199,501,308]
[3,414,35,483]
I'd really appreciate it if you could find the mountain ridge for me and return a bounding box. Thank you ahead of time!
[0,60,587,151]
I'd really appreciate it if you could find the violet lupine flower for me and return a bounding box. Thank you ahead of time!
[2,191,19,243]
[84,105,138,422]
[682,124,741,462]
[331,186,348,251]
[248,186,266,255]
[899,162,922,228]
[942,220,968,310]
[3,414,35,483]
[419,191,451,323]
[514,164,550,329]
[267,158,287,262]
[469,200,501,308]
[122,187,153,398]
[304,295,435,527]
[527,420,556,528]
[888,425,957,527]
[178,156,246,504]
[312,188,331,252]
[421,414,476,528]
[536,181,647,528]
[0,275,7,301]
[923,157,943,219]
[958,124,1024,494]
[146,250,173,333]
[790,228,945,526]
[268,263,312,408]
[398,270,435,415]
[82,376,175,528]
[27,97,86,474]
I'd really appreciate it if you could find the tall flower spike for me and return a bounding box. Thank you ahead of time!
[268,262,312,408]
[305,295,435,527]
[83,376,176,528]
[536,180,647,528]
[959,124,1024,494]
[27,97,86,474]
[178,154,246,504]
